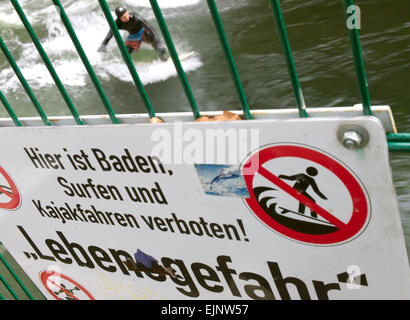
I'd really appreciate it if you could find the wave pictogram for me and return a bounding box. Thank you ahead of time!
[254,186,338,235]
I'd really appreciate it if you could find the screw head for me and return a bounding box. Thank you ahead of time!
[337,125,369,150]
[342,130,363,149]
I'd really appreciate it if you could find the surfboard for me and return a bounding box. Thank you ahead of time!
[167,51,196,63]
[278,206,333,226]
[134,51,196,67]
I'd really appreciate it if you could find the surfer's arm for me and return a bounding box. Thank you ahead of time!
[98,30,113,52]
[278,174,296,180]
[99,18,122,52]
[311,182,327,200]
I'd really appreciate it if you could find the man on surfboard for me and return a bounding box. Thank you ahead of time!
[98,6,168,61]
[278,167,327,218]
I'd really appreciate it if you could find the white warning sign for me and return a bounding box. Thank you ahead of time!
[0,117,408,300]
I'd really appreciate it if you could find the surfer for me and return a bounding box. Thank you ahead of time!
[279,167,327,218]
[98,6,168,61]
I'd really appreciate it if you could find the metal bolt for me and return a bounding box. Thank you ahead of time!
[342,130,364,150]
[337,125,369,150]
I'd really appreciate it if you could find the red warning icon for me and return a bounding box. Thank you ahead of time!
[40,270,95,300]
[0,166,21,211]
[242,144,370,245]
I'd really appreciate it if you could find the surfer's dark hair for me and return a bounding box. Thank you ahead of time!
[115,6,127,18]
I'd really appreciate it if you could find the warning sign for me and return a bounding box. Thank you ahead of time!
[243,144,370,245]
[0,118,408,299]
[0,166,21,211]
[40,270,94,300]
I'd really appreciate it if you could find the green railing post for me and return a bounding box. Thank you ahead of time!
[10,0,84,125]
[0,36,51,126]
[269,0,308,118]
[343,0,372,116]
[52,0,119,124]
[0,272,19,300]
[0,90,22,126]
[98,0,156,119]
[206,0,252,120]
[149,0,201,120]
[0,252,35,300]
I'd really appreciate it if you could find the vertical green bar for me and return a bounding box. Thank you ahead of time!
[98,0,156,118]
[149,0,201,119]
[0,36,51,126]
[343,0,372,116]
[0,252,35,300]
[0,272,19,300]
[52,0,119,124]
[270,0,308,118]
[206,0,252,120]
[0,90,22,126]
[10,0,84,125]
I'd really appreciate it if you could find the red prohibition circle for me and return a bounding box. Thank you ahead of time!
[40,270,95,300]
[242,145,369,245]
[0,166,21,211]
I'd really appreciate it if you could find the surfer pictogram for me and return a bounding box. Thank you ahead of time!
[253,165,336,236]
[243,145,370,245]
[278,166,328,219]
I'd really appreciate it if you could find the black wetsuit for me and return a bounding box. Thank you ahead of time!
[101,12,167,59]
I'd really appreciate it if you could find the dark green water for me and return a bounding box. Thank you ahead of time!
[0,0,409,259]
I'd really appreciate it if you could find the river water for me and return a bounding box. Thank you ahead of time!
[0,0,409,256]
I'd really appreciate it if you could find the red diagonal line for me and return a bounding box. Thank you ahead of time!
[0,187,13,199]
[47,278,79,301]
[258,167,347,230]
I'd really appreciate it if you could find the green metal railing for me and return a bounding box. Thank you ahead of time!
[0,36,51,126]
[53,0,119,124]
[10,0,83,126]
[0,243,41,300]
[207,0,253,120]
[387,133,410,153]
[99,0,157,119]
[0,0,408,150]
[343,0,372,116]
[270,0,308,118]
[0,90,22,127]
[0,248,34,300]
[269,0,410,151]
[149,0,201,119]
